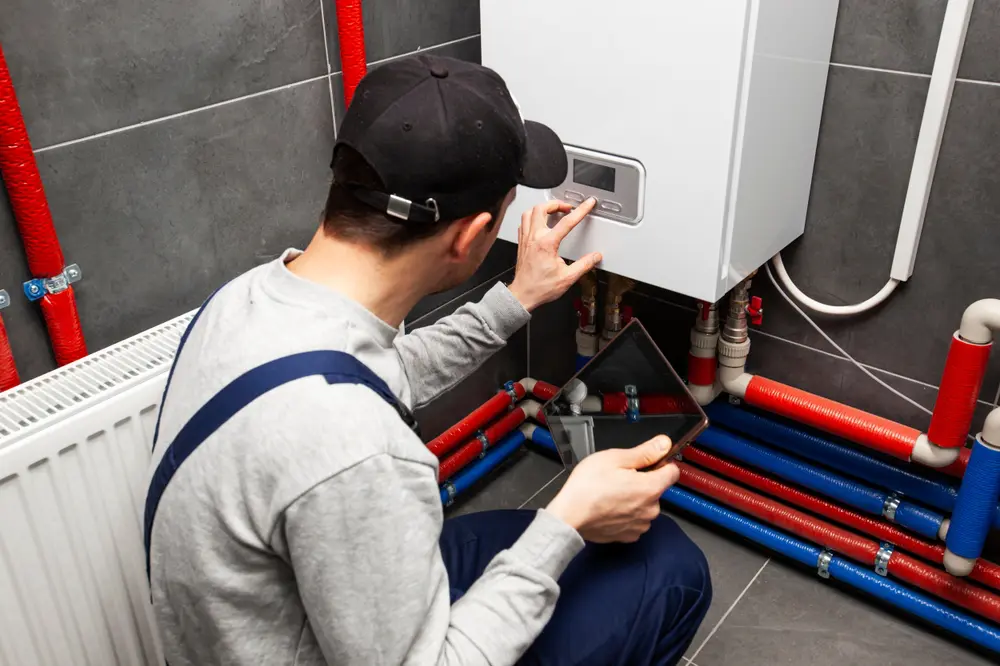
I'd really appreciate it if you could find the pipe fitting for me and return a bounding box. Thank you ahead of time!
[695,300,720,335]
[982,407,1000,447]
[722,279,751,345]
[911,434,961,468]
[959,299,1000,345]
[0,289,9,310]
[717,337,752,398]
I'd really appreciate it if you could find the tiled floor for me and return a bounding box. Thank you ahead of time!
[445,450,996,665]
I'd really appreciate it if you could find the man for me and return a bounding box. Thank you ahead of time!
[147,55,710,665]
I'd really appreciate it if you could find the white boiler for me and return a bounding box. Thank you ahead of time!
[482,0,839,302]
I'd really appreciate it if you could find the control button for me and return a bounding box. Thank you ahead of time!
[599,200,623,213]
[563,189,585,203]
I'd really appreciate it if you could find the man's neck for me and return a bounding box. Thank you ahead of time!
[286,232,430,328]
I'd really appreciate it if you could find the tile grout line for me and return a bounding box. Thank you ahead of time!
[32,34,481,155]
[686,558,770,663]
[518,469,566,510]
[33,74,331,154]
[829,61,931,79]
[407,267,514,328]
[316,0,338,137]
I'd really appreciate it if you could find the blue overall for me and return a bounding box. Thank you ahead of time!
[145,296,711,666]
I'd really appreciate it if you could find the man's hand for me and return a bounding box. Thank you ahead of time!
[507,198,603,312]
[546,436,680,543]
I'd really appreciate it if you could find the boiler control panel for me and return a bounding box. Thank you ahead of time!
[551,146,645,226]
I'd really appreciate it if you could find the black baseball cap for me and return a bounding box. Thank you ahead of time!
[332,54,568,224]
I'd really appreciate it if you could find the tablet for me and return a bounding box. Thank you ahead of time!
[541,318,709,469]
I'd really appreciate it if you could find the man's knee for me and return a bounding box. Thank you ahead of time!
[643,515,713,610]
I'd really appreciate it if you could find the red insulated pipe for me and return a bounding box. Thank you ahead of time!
[334,0,368,107]
[677,461,1000,622]
[438,408,527,482]
[0,44,87,366]
[744,376,921,461]
[928,335,993,449]
[427,383,525,458]
[531,381,559,402]
[889,553,1000,624]
[0,314,18,391]
[683,446,1000,592]
[677,462,881,563]
[687,354,716,387]
[603,393,696,415]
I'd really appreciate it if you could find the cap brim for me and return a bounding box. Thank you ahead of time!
[518,120,568,190]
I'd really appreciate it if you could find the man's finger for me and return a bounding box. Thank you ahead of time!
[619,436,672,470]
[549,197,597,242]
[530,200,573,233]
[563,252,603,283]
[643,462,681,495]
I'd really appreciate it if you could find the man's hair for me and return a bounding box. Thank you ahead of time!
[323,147,504,255]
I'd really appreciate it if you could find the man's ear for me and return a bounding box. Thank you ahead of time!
[446,212,493,261]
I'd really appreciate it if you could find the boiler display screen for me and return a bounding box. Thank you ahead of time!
[573,159,616,192]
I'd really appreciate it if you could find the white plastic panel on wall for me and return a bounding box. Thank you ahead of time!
[0,376,168,666]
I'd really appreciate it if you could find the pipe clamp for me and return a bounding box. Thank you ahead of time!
[875,543,894,577]
[476,431,490,458]
[443,482,457,507]
[23,263,83,302]
[625,384,640,423]
[817,550,833,579]
[0,289,9,310]
[503,380,519,403]
[882,494,902,522]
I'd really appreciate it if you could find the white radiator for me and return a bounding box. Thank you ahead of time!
[0,312,193,666]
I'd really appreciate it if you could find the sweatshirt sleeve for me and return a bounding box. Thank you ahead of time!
[280,453,583,666]
[395,283,530,408]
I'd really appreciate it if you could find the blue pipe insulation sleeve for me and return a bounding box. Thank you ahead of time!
[705,403,975,518]
[698,427,945,540]
[662,486,822,566]
[527,427,559,456]
[440,430,527,504]
[947,439,1000,559]
[575,354,593,372]
[826,558,1000,653]
[662,487,1000,654]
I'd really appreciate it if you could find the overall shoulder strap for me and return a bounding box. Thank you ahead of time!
[144,350,418,578]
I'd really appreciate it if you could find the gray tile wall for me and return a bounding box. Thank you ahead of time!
[532,0,1000,436]
[0,0,509,388]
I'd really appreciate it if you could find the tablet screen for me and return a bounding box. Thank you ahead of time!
[542,319,708,468]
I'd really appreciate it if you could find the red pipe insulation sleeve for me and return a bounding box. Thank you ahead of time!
[0,44,88,366]
[683,446,1000,592]
[40,289,87,366]
[334,0,368,106]
[744,376,921,461]
[531,381,559,402]
[438,407,527,481]
[928,335,993,449]
[889,551,1000,625]
[687,354,716,387]
[603,393,695,415]
[427,383,525,458]
[0,315,18,391]
[677,462,880,563]
[0,45,65,278]
[677,460,1000,622]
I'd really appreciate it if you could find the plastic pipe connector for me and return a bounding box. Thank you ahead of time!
[959,299,1000,345]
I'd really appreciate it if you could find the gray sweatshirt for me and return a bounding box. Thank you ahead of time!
[148,250,585,666]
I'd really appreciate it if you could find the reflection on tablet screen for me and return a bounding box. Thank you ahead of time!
[542,319,708,469]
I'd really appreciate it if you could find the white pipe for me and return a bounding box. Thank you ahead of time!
[771,253,899,316]
[890,0,977,281]
[719,366,752,398]
[982,407,1000,448]
[959,299,1000,345]
[911,434,961,468]
[517,399,544,421]
[518,377,537,393]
